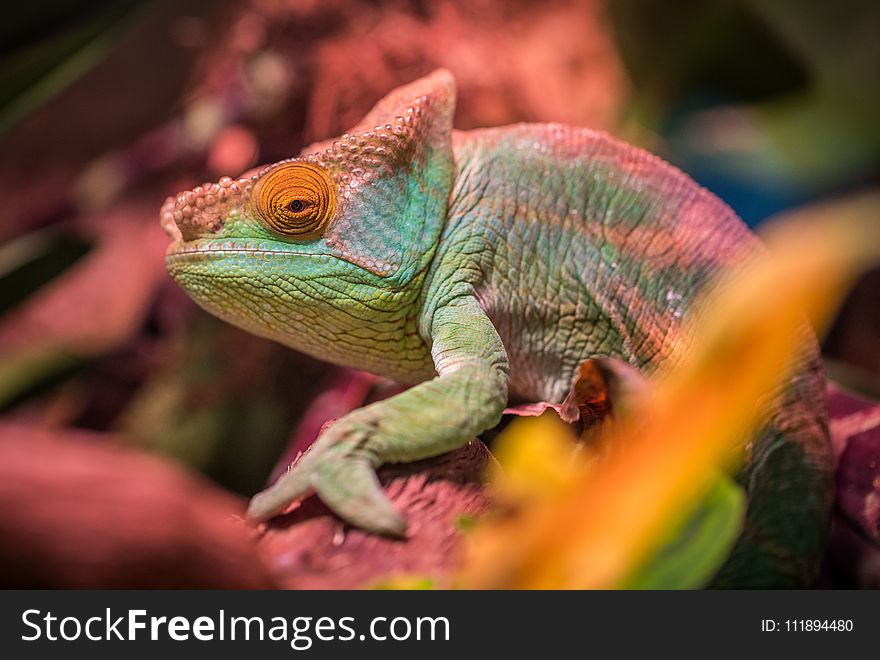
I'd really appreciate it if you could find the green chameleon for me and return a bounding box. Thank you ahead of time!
[161,70,831,587]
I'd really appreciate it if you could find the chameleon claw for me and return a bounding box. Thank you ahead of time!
[246,454,316,523]
[311,452,407,538]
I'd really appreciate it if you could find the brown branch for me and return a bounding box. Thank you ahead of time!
[257,441,492,589]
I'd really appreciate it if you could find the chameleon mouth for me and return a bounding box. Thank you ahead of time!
[165,238,332,263]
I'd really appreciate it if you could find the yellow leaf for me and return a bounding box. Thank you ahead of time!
[490,413,580,504]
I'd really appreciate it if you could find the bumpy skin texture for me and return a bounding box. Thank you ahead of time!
[162,70,832,586]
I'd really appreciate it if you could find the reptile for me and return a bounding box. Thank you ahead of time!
[161,70,832,587]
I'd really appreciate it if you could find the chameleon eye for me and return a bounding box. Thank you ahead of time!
[254,162,336,240]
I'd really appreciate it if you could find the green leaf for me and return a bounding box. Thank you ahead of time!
[372,575,436,590]
[0,1,143,133]
[455,514,478,533]
[623,473,746,589]
[0,228,92,315]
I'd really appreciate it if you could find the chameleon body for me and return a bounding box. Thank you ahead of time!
[161,70,831,586]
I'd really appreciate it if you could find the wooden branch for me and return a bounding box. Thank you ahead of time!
[257,441,492,589]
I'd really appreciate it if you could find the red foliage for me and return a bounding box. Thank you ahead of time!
[0,423,273,588]
[0,205,168,359]
[823,384,880,587]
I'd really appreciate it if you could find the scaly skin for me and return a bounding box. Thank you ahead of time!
[161,70,832,586]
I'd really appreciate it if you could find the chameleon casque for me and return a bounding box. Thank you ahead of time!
[161,70,832,587]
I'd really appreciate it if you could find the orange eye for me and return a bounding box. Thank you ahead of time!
[253,162,336,239]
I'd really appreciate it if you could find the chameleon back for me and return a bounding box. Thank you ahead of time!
[428,123,832,586]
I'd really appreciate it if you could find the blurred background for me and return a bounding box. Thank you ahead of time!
[0,0,878,586]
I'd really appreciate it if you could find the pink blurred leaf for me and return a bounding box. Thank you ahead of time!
[0,207,167,357]
[0,422,273,588]
[828,383,880,545]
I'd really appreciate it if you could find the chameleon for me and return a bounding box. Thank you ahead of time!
[161,70,832,587]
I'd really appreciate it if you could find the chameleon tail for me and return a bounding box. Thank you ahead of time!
[711,355,833,587]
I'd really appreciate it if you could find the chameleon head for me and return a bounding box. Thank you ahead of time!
[161,70,456,379]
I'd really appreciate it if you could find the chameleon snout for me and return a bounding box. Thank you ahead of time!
[161,175,253,242]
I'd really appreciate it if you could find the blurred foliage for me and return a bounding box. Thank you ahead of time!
[623,475,744,589]
[0,1,145,134]
[0,228,92,315]
[117,314,327,495]
[611,0,880,223]
[373,576,436,590]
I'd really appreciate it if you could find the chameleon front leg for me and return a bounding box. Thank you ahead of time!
[246,296,509,535]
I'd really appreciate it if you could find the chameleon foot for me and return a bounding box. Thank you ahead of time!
[246,426,407,538]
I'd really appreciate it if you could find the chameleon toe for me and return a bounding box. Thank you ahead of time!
[245,463,315,523]
[311,454,408,538]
